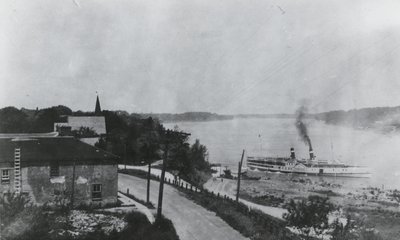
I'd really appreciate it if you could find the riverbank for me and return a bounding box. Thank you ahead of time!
[207,170,400,239]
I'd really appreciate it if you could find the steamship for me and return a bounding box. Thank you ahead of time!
[247,147,371,178]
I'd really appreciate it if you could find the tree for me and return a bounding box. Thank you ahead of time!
[190,139,209,171]
[390,189,400,205]
[283,195,334,238]
[330,215,357,240]
[0,107,30,132]
[31,108,60,132]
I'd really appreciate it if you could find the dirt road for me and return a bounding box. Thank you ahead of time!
[118,173,248,240]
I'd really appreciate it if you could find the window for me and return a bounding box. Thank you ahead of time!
[92,184,102,200]
[50,163,59,177]
[1,169,10,184]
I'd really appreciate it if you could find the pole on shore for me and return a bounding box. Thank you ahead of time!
[146,157,151,204]
[70,159,76,208]
[124,143,127,170]
[236,149,245,202]
[157,145,168,220]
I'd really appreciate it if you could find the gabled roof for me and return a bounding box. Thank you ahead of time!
[0,137,118,167]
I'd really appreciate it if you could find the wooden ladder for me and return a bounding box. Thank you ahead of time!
[14,148,21,194]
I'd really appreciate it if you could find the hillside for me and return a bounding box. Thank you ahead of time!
[313,106,400,132]
[235,113,295,119]
[140,112,234,123]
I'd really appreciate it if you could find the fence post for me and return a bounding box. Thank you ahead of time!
[127,188,129,195]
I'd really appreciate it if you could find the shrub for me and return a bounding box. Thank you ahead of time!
[0,192,31,228]
[283,195,334,238]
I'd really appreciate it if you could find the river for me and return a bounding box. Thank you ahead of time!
[164,118,400,189]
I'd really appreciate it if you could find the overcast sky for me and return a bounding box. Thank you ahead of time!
[1,0,400,114]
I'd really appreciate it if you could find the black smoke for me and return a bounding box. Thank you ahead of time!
[295,105,313,151]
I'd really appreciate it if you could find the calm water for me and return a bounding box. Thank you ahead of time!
[165,118,400,189]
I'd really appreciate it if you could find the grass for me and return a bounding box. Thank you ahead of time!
[346,207,400,240]
[119,168,158,181]
[119,191,155,209]
[239,191,285,208]
[308,190,342,197]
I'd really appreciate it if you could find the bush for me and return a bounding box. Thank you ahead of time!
[118,212,179,240]
[330,215,384,240]
[0,192,31,229]
[283,195,334,238]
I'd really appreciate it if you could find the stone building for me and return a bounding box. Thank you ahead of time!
[0,136,118,206]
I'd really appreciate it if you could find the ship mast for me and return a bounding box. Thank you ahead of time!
[330,135,335,163]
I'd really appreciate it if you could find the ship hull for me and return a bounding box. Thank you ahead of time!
[247,158,371,178]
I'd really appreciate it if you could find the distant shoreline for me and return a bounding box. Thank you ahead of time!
[143,112,296,123]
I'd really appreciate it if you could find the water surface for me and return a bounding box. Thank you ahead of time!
[165,118,400,189]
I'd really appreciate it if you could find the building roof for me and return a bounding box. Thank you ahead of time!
[0,137,118,167]
[54,116,106,135]
[0,132,59,139]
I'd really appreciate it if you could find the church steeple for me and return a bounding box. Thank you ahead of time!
[95,95,102,115]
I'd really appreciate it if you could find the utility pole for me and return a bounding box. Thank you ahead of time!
[124,142,127,170]
[157,140,169,220]
[70,159,76,208]
[157,130,190,220]
[236,149,245,202]
[146,144,151,204]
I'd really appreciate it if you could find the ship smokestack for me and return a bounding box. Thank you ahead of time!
[309,147,314,160]
[290,147,296,159]
[296,104,314,160]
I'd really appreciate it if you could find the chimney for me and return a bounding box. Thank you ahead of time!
[309,147,314,160]
[290,147,296,159]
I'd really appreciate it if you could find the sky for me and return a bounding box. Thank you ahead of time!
[1,0,400,114]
